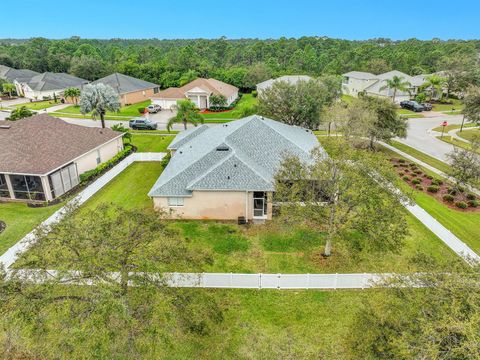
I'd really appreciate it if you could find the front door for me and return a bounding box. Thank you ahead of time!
[253,192,267,219]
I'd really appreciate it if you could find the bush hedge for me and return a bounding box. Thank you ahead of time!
[442,194,454,202]
[403,176,410,181]
[455,201,468,209]
[427,185,439,193]
[412,178,421,185]
[431,179,443,186]
[79,145,133,183]
[468,200,479,208]
[415,185,423,191]
[466,193,476,200]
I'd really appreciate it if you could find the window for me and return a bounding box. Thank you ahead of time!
[49,163,79,198]
[10,174,45,201]
[0,174,10,198]
[168,197,184,207]
[96,149,101,165]
[153,87,159,94]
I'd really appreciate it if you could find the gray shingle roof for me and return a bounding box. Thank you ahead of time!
[91,73,159,94]
[149,115,321,197]
[0,65,39,83]
[256,75,313,91]
[26,72,88,91]
[342,71,377,80]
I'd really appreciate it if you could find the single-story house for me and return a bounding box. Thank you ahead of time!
[151,78,239,110]
[148,115,321,221]
[0,114,124,202]
[256,75,313,96]
[91,73,160,106]
[341,70,428,103]
[0,65,39,96]
[17,72,89,100]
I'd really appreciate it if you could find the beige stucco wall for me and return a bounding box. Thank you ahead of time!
[75,137,123,175]
[121,88,156,106]
[152,191,273,221]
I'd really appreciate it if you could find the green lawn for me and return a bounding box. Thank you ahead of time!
[131,129,179,135]
[413,190,480,253]
[200,94,257,121]
[16,161,462,273]
[397,108,425,118]
[0,202,63,255]
[389,140,452,174]
[431,123,475,133]
[52,100,152,119]
[432,99,464,112]
[130,134,173,152]
[437,136,478,153]
[13,100,61,111]
[457,128,480,143]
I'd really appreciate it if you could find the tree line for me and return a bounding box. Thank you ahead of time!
[1,36,479,90]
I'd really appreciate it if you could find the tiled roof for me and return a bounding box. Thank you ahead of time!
[149,115,321,197]
[0,114,122,175]
[91,73,159,94]
[152,78,238,100]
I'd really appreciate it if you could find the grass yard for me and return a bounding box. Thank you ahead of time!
[397,108,425,118]
[389,140,452,174]
[438,136,478,153]
[432,99,464,112]
[130,134,173,152]
[13,100,61,111]
[52,100,152,119]
[457,128,480,142]
[16,161,462,273]
[200,94,257,121]
[431,122,475,132]
[131,129,179,134]
[0,202,63,255]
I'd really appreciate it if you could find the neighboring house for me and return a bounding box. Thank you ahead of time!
[256,75,313,96]
[91,73,160,106]
[151,78,239,110]
[0,65,39,96]
[17,72,89,100]
[0,114,123,202]
[342,70,428,103]
[148,115,321,221]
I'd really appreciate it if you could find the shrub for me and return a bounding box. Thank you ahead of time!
[409,163,416,168]
[458,186,465,193]
[466,193,476,200]
[415,185,423,191]
[431,179,443,186]
[427,185,439,193]
[160,152,171,168]
[251,90,258,98]
[448,187,457,196]
[426,175,433,180]
[138,107,145,114]
[442,194,454,202]
[398,172,404,176]
[412,178,421,185]
[403,176,410,181]
[468,200,479,208]
[398,159,405,164]
[414,170,422,175]
[455,201,468,209]
[79,145,133,183]
[393,164,399,168]
[404,169,410,173]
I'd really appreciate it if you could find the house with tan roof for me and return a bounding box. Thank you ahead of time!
[0,114,123,202]
[148,115,321,221]
[151,78,239,110]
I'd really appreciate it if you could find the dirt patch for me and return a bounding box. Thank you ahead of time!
[391,158,480,212]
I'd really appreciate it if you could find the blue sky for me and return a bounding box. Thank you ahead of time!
[2,0,479,40]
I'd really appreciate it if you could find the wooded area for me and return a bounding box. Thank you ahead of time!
[1,37,479,90]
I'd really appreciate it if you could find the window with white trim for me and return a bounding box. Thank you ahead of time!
[168,197,184,206]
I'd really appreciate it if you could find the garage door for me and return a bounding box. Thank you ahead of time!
[152,99,178,110]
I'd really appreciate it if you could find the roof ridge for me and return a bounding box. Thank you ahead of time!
[185,150,234,189]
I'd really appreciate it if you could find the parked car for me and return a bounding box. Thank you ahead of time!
[421,103,432,111]
[129,118,158,130]
[400,100,424,112]
[146,104,161,113]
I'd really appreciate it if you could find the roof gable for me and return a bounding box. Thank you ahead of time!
[92,73,158,94]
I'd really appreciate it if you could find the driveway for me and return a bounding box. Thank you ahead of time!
[395,113,465,162]
[0,97,30,108]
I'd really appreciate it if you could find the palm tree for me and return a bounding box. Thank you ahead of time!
[79,84,120,128]
[2,83,15,98]
[380,75,411,103]
[167,99,204,131]
[421,75,446,101]
[63,87,81,105]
